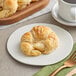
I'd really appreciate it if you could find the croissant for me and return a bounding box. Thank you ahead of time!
[18,0,32,10]
[0,0,18,18]
[18,0,39,10]
[0,0,39,18]
[20,26,59,56]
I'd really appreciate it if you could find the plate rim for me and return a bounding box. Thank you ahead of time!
[7,23,73,66]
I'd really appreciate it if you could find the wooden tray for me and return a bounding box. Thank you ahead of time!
[0,0,49,25]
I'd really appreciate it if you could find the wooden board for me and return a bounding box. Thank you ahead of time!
[0,0,49,25]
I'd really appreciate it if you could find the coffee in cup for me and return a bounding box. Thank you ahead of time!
[63,0,76,4]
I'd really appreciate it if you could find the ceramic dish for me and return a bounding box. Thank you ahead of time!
[7,23,73,66]
[51,3,76,26]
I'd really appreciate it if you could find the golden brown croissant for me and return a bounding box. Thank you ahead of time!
[0,0,3,11]
[20,26,59,56]
[18,0,32,10]
[32,0,39,2]
[0,0,18,18]
[17,0,39,10]
[0,0,39,18]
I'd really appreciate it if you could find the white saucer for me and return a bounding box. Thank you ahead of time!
[7,23,73,66]
[51,3,76,26]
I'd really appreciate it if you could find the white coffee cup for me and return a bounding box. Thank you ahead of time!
[58,0,76,22]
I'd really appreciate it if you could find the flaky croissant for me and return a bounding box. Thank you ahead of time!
[18,0,31,10]
[20,26,59,56]
[0,0,18,18]
[0,0,39,18]
[18,0,39,10]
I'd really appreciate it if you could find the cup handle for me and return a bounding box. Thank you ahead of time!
[71,7,76,22]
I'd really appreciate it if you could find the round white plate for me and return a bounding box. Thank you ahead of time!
[7,23,73,66]
[51,3,76,26]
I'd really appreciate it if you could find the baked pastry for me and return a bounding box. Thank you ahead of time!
[20,26,59,56]
[0,0,18,18]
[0,0,3,11]
[32,0,39,2]
[0,0,39,18]
[18,0,32,10]
[18,0,39,10]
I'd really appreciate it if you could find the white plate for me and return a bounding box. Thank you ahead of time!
[7,23,73,66]
[51,3,76,26]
